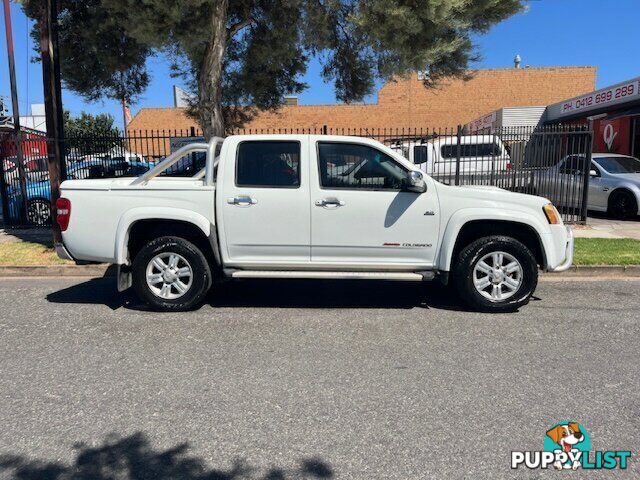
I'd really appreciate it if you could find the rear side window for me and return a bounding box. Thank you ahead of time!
[440,143,502,159]
[236,141,300,188]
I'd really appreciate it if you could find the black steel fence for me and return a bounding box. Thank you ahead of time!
[0,124,592,227]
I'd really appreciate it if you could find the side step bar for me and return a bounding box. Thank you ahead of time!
[227,270,435,281]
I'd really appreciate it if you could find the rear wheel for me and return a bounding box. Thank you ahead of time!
[132,236,212,311]
[608,190,637,219]
[453,236,538,313]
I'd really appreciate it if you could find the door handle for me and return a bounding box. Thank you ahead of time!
[315,197,345,208]
[227,196,257,206]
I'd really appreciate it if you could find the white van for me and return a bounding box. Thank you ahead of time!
[389,135,511,183]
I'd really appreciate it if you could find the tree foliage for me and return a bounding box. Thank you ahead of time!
[64,111,121,154]
[64,111,119,138]
[21,0,524,137]
[20,0,150,104]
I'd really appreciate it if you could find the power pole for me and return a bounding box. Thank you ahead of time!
[39,0,66,242]
[2,0,29,224]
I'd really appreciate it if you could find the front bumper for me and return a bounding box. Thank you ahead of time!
[54,242,74,261]
[548,226,574,272]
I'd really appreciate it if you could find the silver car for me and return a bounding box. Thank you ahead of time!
[537,153,640,219]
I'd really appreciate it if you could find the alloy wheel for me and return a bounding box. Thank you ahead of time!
[473,251,523,302]
[145,252,193,300]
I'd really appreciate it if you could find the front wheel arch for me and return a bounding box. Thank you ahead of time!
[448,219,547,271]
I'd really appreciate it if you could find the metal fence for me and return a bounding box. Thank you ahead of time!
[0,124,592,227]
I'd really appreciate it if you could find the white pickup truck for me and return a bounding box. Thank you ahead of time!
[55,135,573,312]
[388,135,511,183]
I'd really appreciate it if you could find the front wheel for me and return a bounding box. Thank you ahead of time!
[608,190,637,219]
[453,236,538,313]
[132,236,212,311]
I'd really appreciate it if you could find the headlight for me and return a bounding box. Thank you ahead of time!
[543,203,561,224]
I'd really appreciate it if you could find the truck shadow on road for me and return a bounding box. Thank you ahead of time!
[46,277,474,312]
[208,279,471,311]
[0,431,333,480]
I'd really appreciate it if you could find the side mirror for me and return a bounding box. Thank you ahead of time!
[404,170,427,193]
[589,169,598,177]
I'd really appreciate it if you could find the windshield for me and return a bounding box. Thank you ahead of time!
[594,156,640,174]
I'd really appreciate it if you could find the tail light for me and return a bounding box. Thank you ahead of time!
[56,197,71,231]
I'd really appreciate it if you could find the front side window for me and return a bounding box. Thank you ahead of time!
[440,143,502,159]
[236,141,300,188]
[318,142,407,190]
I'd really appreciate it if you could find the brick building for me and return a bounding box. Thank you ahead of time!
[128,66,596,135]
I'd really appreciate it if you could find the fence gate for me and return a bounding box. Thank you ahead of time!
[502,126,594,224]
[0,125,593,227]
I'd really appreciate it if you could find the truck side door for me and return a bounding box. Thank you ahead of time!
[309,139,440,267]
[217,136,310,265]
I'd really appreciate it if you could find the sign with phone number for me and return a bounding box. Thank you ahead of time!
[560,79,640,115]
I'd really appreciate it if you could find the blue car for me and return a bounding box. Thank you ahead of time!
[5,159,153,226]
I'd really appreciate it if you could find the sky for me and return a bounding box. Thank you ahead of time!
[1,0,639,129]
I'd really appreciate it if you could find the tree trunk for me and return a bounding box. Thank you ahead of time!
[198,0,229,139]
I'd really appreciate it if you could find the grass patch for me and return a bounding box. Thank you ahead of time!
[0,240,72,266]
[0,237,639,267]
[573,238,640,266]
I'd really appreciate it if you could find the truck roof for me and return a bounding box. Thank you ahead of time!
[388,135,505,148]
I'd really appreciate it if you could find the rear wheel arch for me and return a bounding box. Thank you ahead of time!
[125,219,217,269]
[448,220,546,271]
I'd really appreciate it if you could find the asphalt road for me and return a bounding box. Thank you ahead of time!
[0,277,638,479]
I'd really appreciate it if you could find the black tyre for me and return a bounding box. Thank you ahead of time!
[132,236,212,311]
[608,190,637,219]
[452,236,538,313]
[26,198,52,226]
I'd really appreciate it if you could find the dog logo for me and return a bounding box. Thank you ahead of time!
[511,421,631,470]
[546,423,587,470]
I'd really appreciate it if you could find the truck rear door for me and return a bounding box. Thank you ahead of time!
[217,136,310,264]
